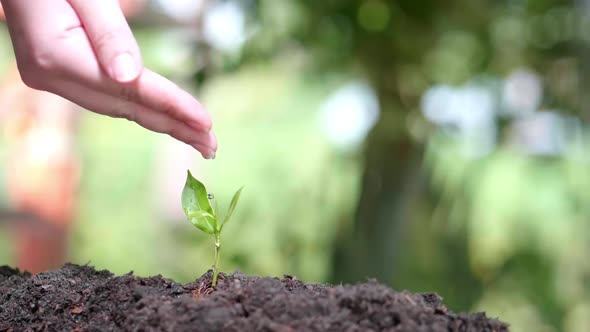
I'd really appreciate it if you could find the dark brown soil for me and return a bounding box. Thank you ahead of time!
[0,264,507,332]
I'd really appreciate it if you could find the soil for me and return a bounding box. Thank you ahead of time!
[0,264,508,332]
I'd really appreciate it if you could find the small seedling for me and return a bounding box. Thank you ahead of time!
[181,170,243,287]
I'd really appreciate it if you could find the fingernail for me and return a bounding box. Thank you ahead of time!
[200,151,215,160]
[111,53,138,82]
[195,145,216,160]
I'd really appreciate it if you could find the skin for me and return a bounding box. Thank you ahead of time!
[0,0,217,159]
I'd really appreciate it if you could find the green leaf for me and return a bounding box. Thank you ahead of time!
[188,210,217,235]
[182,170,217,234]
[221,187,244,230]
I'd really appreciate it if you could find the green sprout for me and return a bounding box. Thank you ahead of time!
[181,170,243,288]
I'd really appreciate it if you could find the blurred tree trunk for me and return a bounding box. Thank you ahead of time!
[330,87,484,311]
[327,0,487,300]
[578,0,590,119]
[331,87,424,283]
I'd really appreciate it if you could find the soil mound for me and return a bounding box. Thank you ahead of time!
[0,264,507,331]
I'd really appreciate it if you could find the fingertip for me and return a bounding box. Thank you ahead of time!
[194,144,216,160]
[189,99,213,132]
[199,131,217,160]
[208,131,218,152]
[110,53,141,83]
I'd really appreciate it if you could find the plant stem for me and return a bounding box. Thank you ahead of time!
[212,233,221,287]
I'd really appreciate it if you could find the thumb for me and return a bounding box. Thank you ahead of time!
[68,0,142,83]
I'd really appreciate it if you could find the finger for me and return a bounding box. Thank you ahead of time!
[37,26,212,132]
[67,0,142,83]
[131,101,218,157]
[138,110,218,159]
[118,69,213,132]
[48,79,217,158]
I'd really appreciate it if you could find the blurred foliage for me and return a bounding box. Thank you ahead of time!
[155,61,361,283]
[0,1,590,332]
[72,110,160,276]
[69,58,360,284]
[241,0,590,331]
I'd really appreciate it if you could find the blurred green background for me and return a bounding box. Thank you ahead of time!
[2,0,590,331]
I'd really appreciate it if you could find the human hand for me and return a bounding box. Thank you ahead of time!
[0,0,217,159]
